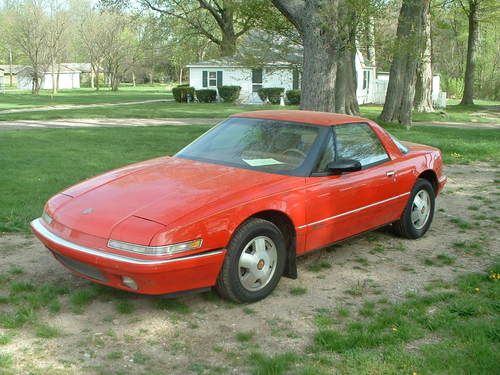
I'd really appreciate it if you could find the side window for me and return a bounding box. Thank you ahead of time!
[334,123,389,167]
[313,131,335,173]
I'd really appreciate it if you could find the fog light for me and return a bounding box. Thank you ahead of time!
[121,276,138,290]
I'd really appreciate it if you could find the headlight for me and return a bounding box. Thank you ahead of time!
[107,238,203,256]
[42,211,53,225]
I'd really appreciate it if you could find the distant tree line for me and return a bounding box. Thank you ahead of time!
[0,0,497,124]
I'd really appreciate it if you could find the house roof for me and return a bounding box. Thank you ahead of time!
[231,110,368,127]
[187,58,294,69]
[17,64,82,75]
[0,65,26,74]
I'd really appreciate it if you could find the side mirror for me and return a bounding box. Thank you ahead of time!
[327,158,362,174]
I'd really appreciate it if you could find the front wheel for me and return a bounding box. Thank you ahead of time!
[393,178,435,239]
[215,218,286,303]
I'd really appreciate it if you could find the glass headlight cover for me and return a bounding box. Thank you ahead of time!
[107,238,203,256]
[42,210,53,225]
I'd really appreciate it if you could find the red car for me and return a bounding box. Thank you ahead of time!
[31,110,446,303]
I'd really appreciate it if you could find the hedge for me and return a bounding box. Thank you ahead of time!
[195,89,218,103]
[172,84,195,103]
[257,87,285,104]
[218,85,241,103]
[286,90,301,105]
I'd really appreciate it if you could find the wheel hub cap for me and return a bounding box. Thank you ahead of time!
[238,236,277,292]
[411,189,431,230]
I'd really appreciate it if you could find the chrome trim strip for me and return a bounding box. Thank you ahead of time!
[297,192,410,229]
[31,218,223,265]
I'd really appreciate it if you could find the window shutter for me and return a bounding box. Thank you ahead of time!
[292,69,299,90]
[216,71,223,87]
[202,71,208,87]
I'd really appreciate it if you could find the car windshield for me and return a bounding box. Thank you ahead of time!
[176,117,321,174]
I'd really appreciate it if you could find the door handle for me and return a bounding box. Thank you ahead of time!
[386,171,395,177]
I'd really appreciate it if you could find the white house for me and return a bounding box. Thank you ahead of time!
[187,52,445,107]
[0,68,4,93]
[17,64,81,91]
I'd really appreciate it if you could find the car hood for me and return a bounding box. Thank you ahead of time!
[51,157,294,238]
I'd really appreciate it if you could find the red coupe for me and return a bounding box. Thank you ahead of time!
[31,110,446,302]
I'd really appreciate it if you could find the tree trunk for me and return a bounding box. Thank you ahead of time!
[220,26,237,56]
[365,16,376,66]
[9,49,13,87]
[380,0,429,127]
[132,71,136,87]
[51,59,57,94]
[179,68,183,85]
[345,46,360,115]
[460,0,479,105]
[414,3,434,112]
[90,69,95,89]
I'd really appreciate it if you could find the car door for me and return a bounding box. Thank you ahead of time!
[303,123,402,252]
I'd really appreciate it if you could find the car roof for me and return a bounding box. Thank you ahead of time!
[231,110,369,126]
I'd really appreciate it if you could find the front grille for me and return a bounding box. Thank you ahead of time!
[53,252,107,282]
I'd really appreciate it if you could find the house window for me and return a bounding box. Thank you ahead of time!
[209,71,217,87]
[202,70,223,88]
[252,68,263,92]
[363,70,370,90]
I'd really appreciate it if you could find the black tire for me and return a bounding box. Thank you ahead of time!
[215,218,286,303]
[393,178,435,239]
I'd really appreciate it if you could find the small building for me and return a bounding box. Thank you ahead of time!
[374,72,445,108]
[0,68,4,93]
[0,64,24,87]
[16,64,81,91]
[187,53,444,107]
[187,58,300,104]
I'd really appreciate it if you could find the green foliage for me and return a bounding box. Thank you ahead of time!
[286,90,301,105]
[172,84,195,103]
[195,89,217,103]
[257,87,284,104]
[218,85,241,103]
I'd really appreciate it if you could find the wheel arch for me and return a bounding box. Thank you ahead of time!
[238,210,298,279]
[418,169,438,194]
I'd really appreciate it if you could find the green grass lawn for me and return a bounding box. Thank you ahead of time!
[0,85,498,124]
[0,85,171,111]
[1,124,498,233]
[249,263,500,374]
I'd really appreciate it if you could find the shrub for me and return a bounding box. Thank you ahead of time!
[195,89,217,103]
[218,85,241,103]
[172,84,195,103]
[286,89,301,105]
[257,87,285,104]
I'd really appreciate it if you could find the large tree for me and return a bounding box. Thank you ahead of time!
[143,0,268,56]
[10,1,51,94]
[414,2,434,112]
[380,0,430,126]
[271,0,342,112]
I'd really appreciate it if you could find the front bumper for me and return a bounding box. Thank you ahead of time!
[30,218,226,295]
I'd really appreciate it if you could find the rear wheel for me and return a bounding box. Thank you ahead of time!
[393,178,435,239]
[215,218,286,303]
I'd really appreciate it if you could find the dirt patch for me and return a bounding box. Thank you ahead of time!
[0,163,498,374]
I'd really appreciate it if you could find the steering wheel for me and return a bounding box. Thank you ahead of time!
[283,148,307,158]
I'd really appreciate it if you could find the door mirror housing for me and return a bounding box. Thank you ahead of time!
[327,159,362,174]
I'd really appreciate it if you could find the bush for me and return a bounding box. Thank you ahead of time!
[172,84,195,103]
[257,87,285,104]
[286,90,301,105]
[218,85,241,103]
[195,89,218,103]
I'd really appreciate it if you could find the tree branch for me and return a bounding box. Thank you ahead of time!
[270,0,304,31]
